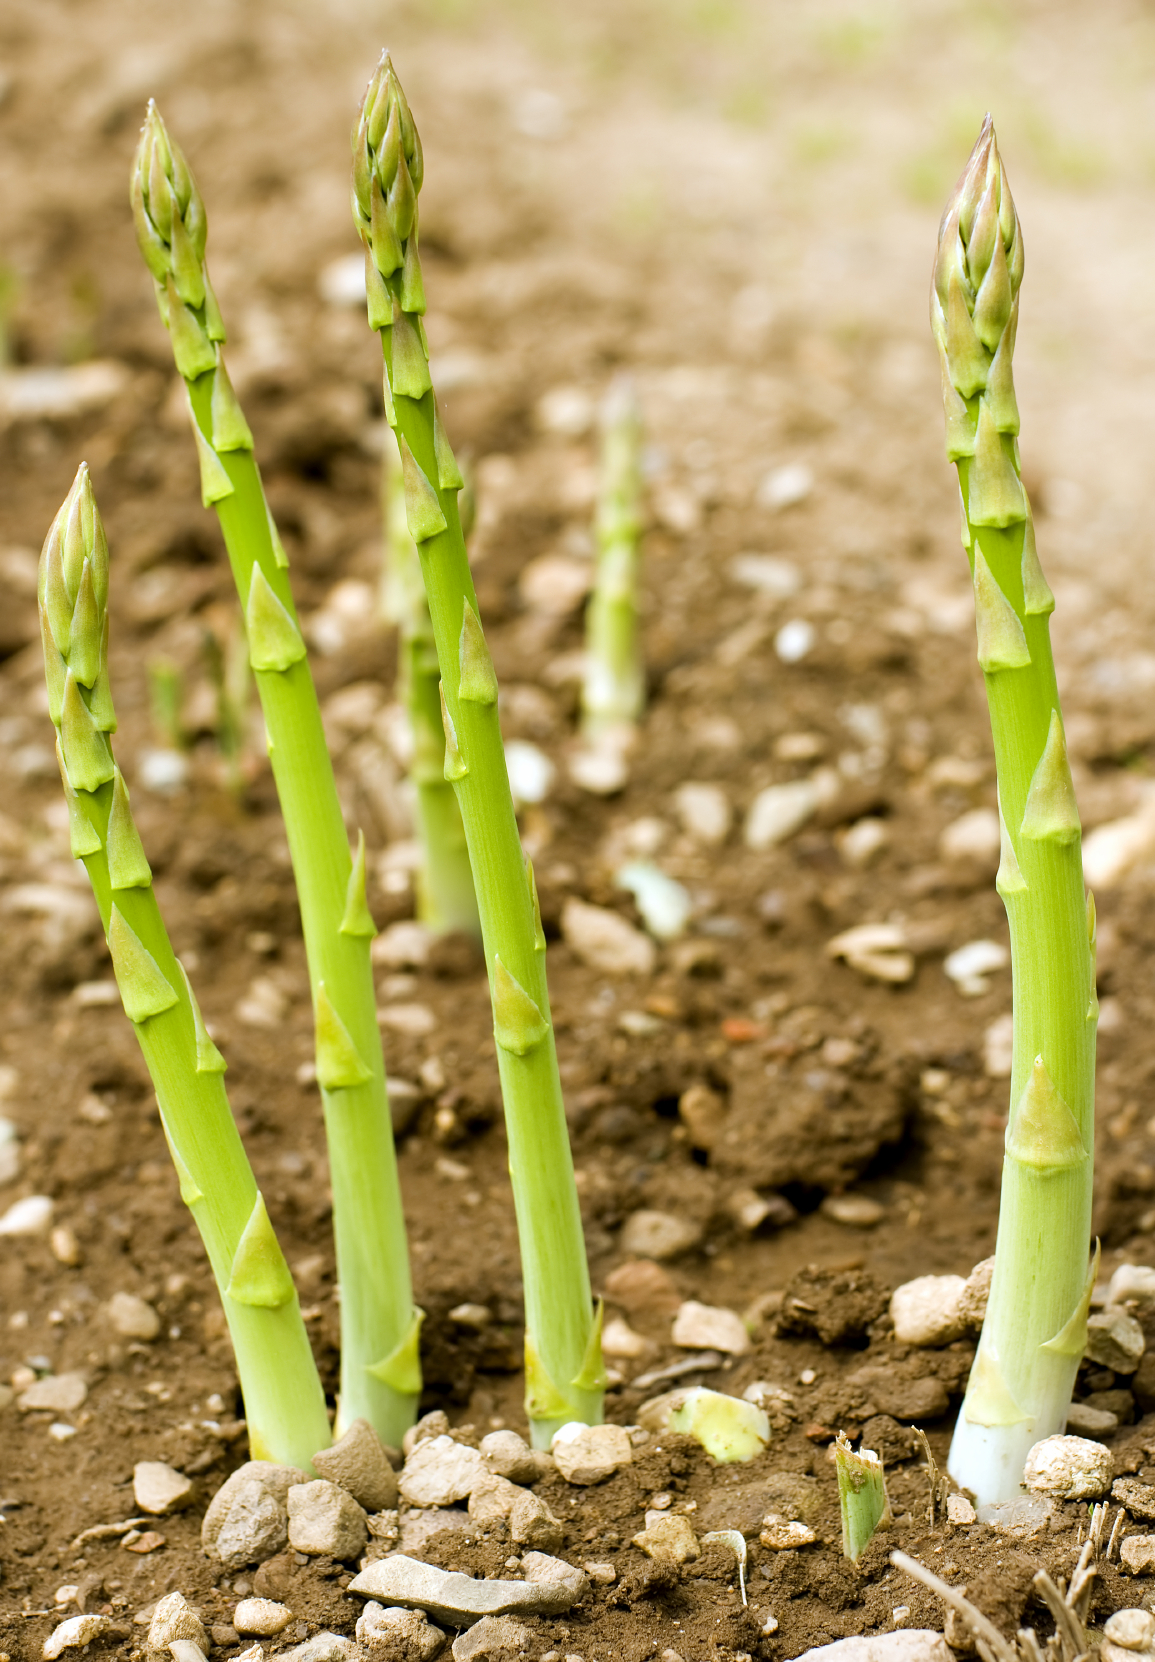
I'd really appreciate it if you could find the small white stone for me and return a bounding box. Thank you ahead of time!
[1109,1264,1155,1306]
[728,553,801,597]
[890,1275,967,1347]
[825,923,913,984]
[672,783,732,846]
[0,1193,53,1235]
[399,1434,487,1508]
[108,1291,161,1340]
[939,807,1001,864]
[134,1460,194,1515]
[234,1598,294,1637]
[550,1422,632,1485]
[956,1258,994,1331]
[287,1479,369,1558]
[601,1317,653,1360]
[48,1422,77,1442]
[561,898,656,975]
[943,938,1008,997]
[840,817,889,868]
[745,779,818,849]
[370,921,433,968]
[1121,1535,1155,1575]
[148,1591,208,1651]
[18,1372,87,1413]
[615,861,692,941]
[759,463,814,511]
[583,1560,617,1584]
[1104,1609,1155,1650]
[0,1116,21,1185]
[982,1013,1014,1078]
[519,553,593,617]
[479,1429,538,1486]
[1023,1434,1113,1499]
[633,1513,700,1563]
[378,1002,437,1036]
[821,1194,886,1227]
[946,1494,976,1526]
[505,740,556,807]
[1086,1307,1146,1373]
[793,1635,953,1662]
[1083,802,1155,890]
[671,1300,750,1354]
[42,1614,110,1659]
[760,1518,817,1550]
[1066,1401,1119,1435]
[619,1208,702,1259]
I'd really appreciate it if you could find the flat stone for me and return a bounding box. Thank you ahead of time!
[583,1561,617,1585]
[603,1257,682,1315]
[794,1635,953,1662]
[1114,1479,1155,1521]
[890,1277,967,1348]
[400,1435,487,1507]
[1086,1309,1146,1374]
[399,1508,474,1554]
[1121,1535,1155,1575]
[108,1291,161,1340]
[1024,1434,1114,1499]
[551,1422,632,1485]
[619,1209,702,1260]
[357,1602,446,1659]
[234,1599,294,1637]
[280,1633,358,1662]
[976,1496,1063,1536]
[288,1479,368,1559]
[510,1489,563,1553]
[745,780,819,849]
[759,1519,817,1550]
[42,1615,111,1658]
[1067,1402,1119,1436]
[18,1372,88,1414]
[147,1592,207,1653]
[312,1417,399,1512]
[521,1552,589,1603]
[821,1195,886,1227]
[452,1615,530,1661]
[468,1473,522,1525]
[946,1495,976,1526]
[633,1514,700,1564]
[134,1461,194,1515]
[1104,1610,1155,1651]
[347,1554,585,1624]
[671,1300,750,1354]
[479,1430,538,1486]
[561,899,656,976]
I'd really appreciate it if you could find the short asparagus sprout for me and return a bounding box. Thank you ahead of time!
[931,118,1096,1504]
[667,1388,771,1462]
[581,375,644,747]
[381,440,479,937]
[835,1432,890,1562]
[38,464,331,1470]
[147,655,185,753]
[131,102,420,1446]
[352,51,604,1446]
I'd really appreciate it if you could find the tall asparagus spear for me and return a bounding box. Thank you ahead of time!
[932,118,1096,1504]
[131,104,421,1446]
[352,52,605,1445]
[381,442,479,936]
[40,464,331,1468]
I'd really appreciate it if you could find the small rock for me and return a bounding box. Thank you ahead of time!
[726,1187,797,1233]
[1113,1478,1155,1521]
[759,463,814,511]
[619,1209,702,1260]
[976,1496,1062,1536]
[1121,1535,1155,1575]
[615,861,692,942]
[825,923,913,985]
[509,1489,563,1553]
[17,1372,87,1413]
[0,1116,20,1185]
[288,1479,368,1558]
[108,1291,161,1340]
[42,1614,110,1659]
[946,1495,977,1526]
[281,1633,358,1662]
[600,1317,653,1359]
[551,1422,633,1485]
[561,899,656,976]
[234,1599,294,1637]
[479,1429,538,1486]
[1023,1435,1113,1499]
[147,1592,207,1652]
[603,1257,682,1315]
[213,1627,242,1650]
[982,1015,1014,1078]
[134,1461,194,1515]
[672,783,731,847]
[1109,1265,1155,1306]
[939,808,1001,865]
[356,1602,446,1659]
[399,1508,473,1555]
[847,1366,949,1422]
[677,1084,727,1152]
[943,939,1009,997]
[50,1226,82,1266]
[403,1410,451,1456]
[775,619,816,662]
[890,1275,967,1347]
[582,1562,617,1585]
[633,1513,700,1564]
[372,921,433,969]
[312,1417,399,1511]
[745,780,819,849]
[759,1518,817,1550]
[0,1193,53,1235]
[452,1615,530,1661]
[794,1635,953,1662]
[1067,1402,1119,1436]
[348,1554,583,1623]
[468,1473,522,1525]
[202,1462,308,1568]
[1086,1309,1146,1374]
[778,1265,889,1346]
[955,1259,995,1330]
[840,817,889,868]
[671,1300,750,1354]
[399,1434,487,1507]
[1104,1610,1155,1651]
[821,1194,885,1228]
[124,1530,166,1554]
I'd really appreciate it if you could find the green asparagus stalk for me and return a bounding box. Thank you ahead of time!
[131,103,421,1446]
[932,117,1096,1504]
[353,52,604,1445]
[381,442,479,936]
[834,1433,889,1561]
[582,375,644,743]
[40,465,331,1468]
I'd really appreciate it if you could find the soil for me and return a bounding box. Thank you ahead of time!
[4,2,1155,1659]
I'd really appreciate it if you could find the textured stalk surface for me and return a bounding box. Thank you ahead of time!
[39,466,331,1469]
[835,1434,889,1562]
[582,377,644,742]
[132,104,420,1445]
[932,118,1096,1504]
[353,52,604,1445]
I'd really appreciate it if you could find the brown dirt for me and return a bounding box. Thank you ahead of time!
[4,1,1155,1659]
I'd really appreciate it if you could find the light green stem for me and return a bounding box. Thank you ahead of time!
[582,378,644,742]
[835,1433,889,1562]
[40,468,330,1469]
[132,105,420,1446]
[353,53,603,1445]
[933,118,1096,1504]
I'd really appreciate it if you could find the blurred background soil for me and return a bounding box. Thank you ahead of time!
[5,0,1155,1655]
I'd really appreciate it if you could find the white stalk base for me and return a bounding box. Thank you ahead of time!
[948,1381,1073,1507]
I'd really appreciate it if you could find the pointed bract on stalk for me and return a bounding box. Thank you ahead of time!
[932,121,1096,1507]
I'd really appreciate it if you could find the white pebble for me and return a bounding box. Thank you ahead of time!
[42,1614,110,1658]
[137,748,189,794]
[939,807,1001,864]
[774,619,815,663]
[1085,1307,1146,1373]
[551,1422,632,1485]
[1120,1535,1155,1575]
[108,1291,161,1340]
[946,1495,976,1526]
[758,463,813,511]
[745,778,819,849]
[318,252,368,306]
[619,1208,702,1259]
[0,1193,53,1235]
[826,923,913,984]
[561,899,655,976]
[943,939,1008,997]
[1104,1610,1155,1650]
[377,1002,437,1036]
[615,862,692,941]
[671,1300,750,1354]
[505,740,556,806]
[821,1194,885,1227]
[728,553,801,597]
[234,1598,294,1637]
[672,782,732,846]
[1108,1264,1155,1305]
[1023,1434,1113,1499]
[0,1116,20,1185]
[890,1275,967,1347]
[840,818,889,868]
[1083,801,1155,889]
[982,1013,1014,1078]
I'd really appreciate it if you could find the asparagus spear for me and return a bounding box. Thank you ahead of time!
[352,52,605,1446]
[582,375,644,744]
[131,103,421,1446]
[834,1433,889,1561]
[932,117,1096,1503]
[40,464,331,1468]
[381,441,479,936]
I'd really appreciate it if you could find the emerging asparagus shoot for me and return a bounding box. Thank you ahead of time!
[932,117,1096,1504]
[835,1433,889,1561]
[132,103,421,1446]
[352,51,605,1446]
[581,376,644,747]
[39,465,331,1469]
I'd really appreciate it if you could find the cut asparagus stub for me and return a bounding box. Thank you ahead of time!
[37,464,330,1470]
[835,1433,890,1562]
[668,1388,771,1462]
[933,118,1096,1505]
[131,102,418,1446]
[354,50,602,1446]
